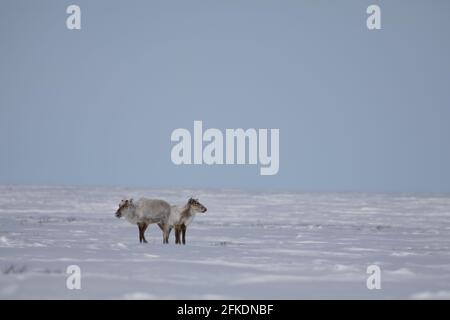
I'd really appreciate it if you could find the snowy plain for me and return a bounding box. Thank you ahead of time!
[1,185,450,299]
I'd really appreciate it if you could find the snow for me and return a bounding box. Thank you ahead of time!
[1,185,450,299]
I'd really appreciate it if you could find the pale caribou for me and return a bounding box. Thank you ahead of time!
[115,197,207,245]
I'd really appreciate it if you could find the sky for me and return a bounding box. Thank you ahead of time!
[1,0,449,192]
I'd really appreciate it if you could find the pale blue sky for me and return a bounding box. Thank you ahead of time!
[1,0,449,192]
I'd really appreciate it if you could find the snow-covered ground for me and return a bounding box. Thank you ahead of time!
[1,185,450,299]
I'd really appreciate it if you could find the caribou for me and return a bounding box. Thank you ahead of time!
[115,197,207,245]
